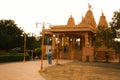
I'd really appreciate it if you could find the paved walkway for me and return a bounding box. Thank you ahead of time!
[0,60,71,80]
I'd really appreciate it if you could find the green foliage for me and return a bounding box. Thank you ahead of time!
[110,10,120,54]
[0,19,23,50]
[110,10,120,40]
[0,53,30,63]
[112,41,120,53]
[110,10,120,31]
[26,34,36,50]
[94,26,114,49]
[0,19,40,52]
[35,36,42,48]
[34,48,42,57]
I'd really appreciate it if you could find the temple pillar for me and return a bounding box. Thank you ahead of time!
[81,36,85,48]
[82,32,94,62]
[84,32,89,46]
[70,37,75,60]
[59,36,62,59]
[52,34,56,59]
[69,38,72,60]
[89,34,93,46]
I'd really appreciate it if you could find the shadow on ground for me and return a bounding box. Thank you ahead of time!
[42,61,120,80]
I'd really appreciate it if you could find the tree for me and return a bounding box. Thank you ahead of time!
[95,26,114,49]
[0,19,23,51]
[100,26,113,48]
[26,33,37,50]
[94,26,114,62]
[110,10,120,63]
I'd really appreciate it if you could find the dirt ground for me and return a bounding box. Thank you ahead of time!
[42,61,120,80]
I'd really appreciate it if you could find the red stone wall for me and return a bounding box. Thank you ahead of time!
[96,51,115,60]
[82,47,94,62]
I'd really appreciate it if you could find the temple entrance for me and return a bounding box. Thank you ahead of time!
[44,31,94,62]
[49,33,87,61]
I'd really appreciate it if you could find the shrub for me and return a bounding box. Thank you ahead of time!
[34,48,42,58]
[0,53,30,63]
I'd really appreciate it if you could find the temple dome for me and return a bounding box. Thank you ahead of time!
[98,12,108,27]
[84,9,96,28]
[67,15,75,27]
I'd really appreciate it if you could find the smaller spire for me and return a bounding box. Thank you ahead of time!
[67,15,75,26]
[98,12,108,27]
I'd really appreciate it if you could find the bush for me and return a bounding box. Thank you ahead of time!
[34,48,42,58]
[0,53,31,63]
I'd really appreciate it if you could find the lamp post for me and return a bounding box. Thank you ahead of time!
[23,32,26,62]
[36,22,51,72]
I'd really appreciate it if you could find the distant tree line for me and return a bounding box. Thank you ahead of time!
[0,19,52,53]
[0,19,40,52]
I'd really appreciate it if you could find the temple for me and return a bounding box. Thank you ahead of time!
[42,9,115,62]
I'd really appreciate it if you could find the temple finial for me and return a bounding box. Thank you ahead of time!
[101,9,104,16]
[88,3,93,10]
[70,12,72,18]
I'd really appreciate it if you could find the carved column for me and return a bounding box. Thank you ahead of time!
[84,32,89,46]
[82,32,94,62]
[59,36,62,59]
[52,34,56,58]
[89,34,93,46]
[69,38,73,60]
[70,37,74,60]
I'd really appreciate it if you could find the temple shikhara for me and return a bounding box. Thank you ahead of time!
[42,7,115,62]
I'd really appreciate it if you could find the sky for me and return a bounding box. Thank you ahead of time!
[0,0,119,36]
